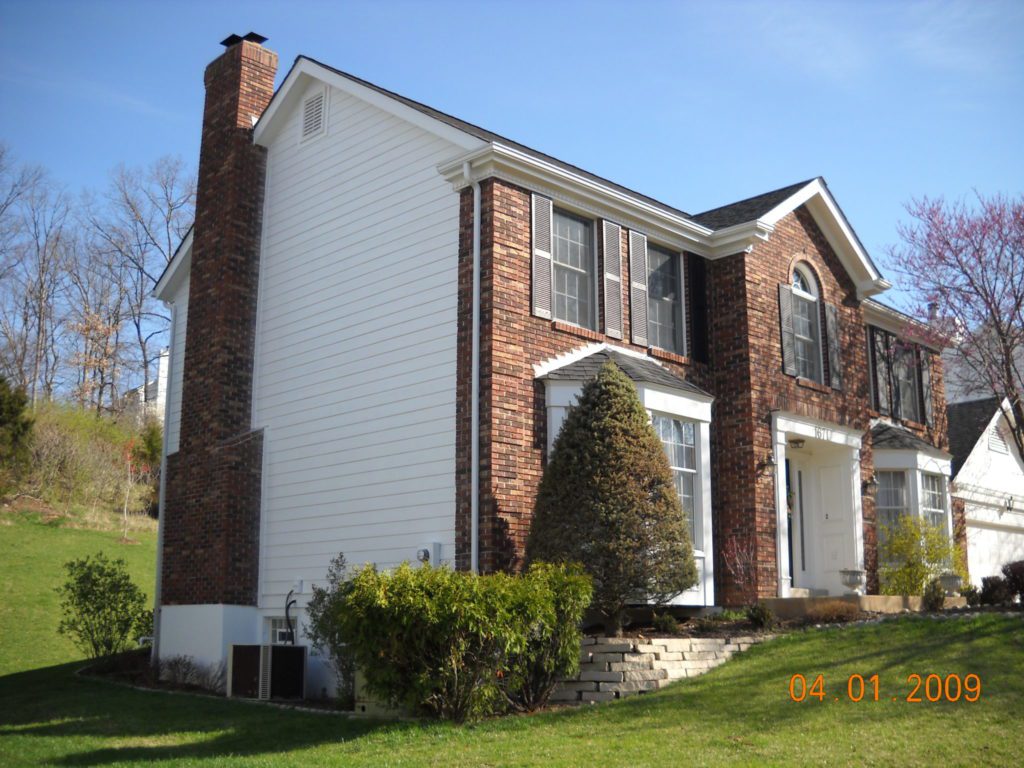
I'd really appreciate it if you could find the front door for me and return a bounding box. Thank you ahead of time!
[789,454,852,595]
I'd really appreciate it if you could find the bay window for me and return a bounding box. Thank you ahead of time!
[652,413,699,549]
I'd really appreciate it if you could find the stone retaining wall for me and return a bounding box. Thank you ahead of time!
[552,635,771,704]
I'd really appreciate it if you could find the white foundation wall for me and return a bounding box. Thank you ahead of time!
[157,604,261,672]
[253,78,484,613]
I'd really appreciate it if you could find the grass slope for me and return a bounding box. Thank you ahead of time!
[1,614,1021,767]
[0,513,156,676]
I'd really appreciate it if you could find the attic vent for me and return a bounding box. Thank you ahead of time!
[989,425,1009,454]
[301,90,325,140]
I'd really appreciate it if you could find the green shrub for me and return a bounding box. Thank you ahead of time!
[746,602,775,630]
[960,584,981,607]
[1000,560,1024,604]
[981,575,1012,606]
[55,552,151,658]
[526,361,697,634]
[331,561,590,722]
[652,612,680,635]
[499,563,592,713]
[0,376,32,494]
[305,553,356,708]
[879,515,966,595]
[922,579,946,612]
[805,600,860,624]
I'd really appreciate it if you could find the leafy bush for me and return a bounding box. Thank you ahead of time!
[305,553,356,708]
[922,579,946,612]
[879,515,966,595]
[1001,560,1024,604]
[805,600,860,624]
[56,552,150,658]
[746,602,775,630]
[0,376,32,494]
[331,561,590,722]
[960,584,981,607]
[981,575,1013,606]
[652,612,680,635]
[526,361,697,634]
[499,563,592,712]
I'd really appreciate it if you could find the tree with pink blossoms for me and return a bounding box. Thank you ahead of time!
[889,193,1024,457]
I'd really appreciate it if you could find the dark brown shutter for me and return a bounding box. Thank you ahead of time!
[531,194,553,319]
[629,231,648,346]
[920,349,934,426]
[825,303,843,390]
[602,221,623,339]
[872,328,891,415]
[779,284,797,376]
[688,255,709,364]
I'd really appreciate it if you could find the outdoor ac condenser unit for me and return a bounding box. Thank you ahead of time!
[227,644,306,700]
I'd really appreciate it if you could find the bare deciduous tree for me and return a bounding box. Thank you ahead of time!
[889,194,1024,457]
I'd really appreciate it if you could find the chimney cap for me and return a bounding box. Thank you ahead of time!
[220,32,268,48]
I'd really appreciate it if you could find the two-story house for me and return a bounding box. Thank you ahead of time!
[153,35,960,693]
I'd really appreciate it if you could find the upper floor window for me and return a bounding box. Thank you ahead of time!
[552,209,596,330]
[790,264,823,382]
[868,326,933,425]
[647,244,685,355]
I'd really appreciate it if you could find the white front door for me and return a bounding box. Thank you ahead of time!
[789,453,854,595]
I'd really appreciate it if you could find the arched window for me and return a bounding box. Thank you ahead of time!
[790,263,823,382]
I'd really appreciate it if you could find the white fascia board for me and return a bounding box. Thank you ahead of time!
[874,449,952,474]
[254,58,484,151]
[638,383,713,422]
[773,411,864,449]
[440,145,715,255]
[862,300,946,349]
[153,229,192,301]
[759,178,887,297]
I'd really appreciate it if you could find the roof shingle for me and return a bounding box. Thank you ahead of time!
[540,349,710,398]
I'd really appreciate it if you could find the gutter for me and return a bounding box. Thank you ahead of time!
[465,161,481,574]
[151,301,177,664]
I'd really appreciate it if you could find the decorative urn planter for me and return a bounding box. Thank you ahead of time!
[939,572,962,596]
[840,569,866,596]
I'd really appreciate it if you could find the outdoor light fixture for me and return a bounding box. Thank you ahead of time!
[863,473,880,494]
[788,438,806,450]
[759,452,777,476]
[1007,496,1015,513]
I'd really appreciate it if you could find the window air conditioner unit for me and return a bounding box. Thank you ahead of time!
[227,644,306,700]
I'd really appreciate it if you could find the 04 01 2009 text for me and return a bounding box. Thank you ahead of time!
[788,673,981,703]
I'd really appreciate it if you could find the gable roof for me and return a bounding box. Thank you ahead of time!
[692,179,814,230]
[539,348,711,398]
[947,397,1001,476]
[871,422,949,457]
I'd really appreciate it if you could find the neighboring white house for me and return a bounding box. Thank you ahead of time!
[123,348,169,425]
[947,397,1024,585]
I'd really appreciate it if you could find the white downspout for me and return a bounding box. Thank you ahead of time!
[151,301,177,664]
[465,160,481,574]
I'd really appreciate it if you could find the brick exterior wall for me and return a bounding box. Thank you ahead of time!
[161,40,278,607]
[456,180,955,602]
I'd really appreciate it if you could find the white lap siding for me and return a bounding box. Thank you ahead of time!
[165,280,188,454]
[253,81,479,610]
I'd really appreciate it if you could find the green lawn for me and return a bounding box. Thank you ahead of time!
[1,612,1021,766]
[0,513,156,676]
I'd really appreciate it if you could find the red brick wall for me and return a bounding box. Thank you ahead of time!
[161,40,278,607]
[456,179,712,572]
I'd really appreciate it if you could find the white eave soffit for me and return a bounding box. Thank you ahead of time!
[441,150,889,297]
[152,228,192,301]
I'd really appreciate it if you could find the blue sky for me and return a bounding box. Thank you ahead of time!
[2,0,1022,304]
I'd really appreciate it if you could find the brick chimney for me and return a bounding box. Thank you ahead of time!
[161,35,278,607]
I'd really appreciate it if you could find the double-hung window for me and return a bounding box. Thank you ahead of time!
[876,470,909,554]
[552,209,595,329]
[869,326,932,424]
[647,244,685,355]
[920,473,947,534]
[791,267,822,382]
[652,413,699,549]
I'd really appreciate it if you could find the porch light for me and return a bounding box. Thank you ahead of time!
[760,452,777,476]
[1007,496,1015,513]
[788,438,805,450]
[862,473,880,495]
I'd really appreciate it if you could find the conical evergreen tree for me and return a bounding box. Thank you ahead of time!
[526,361,697,634]
[0,376,32,494]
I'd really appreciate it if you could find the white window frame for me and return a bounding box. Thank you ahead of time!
[551,208,599,331]
[646,244,687,356]
[875,469,910,557]
[874,449,954,551]
[791,263,824,383]
[651,412,699,549]
[920,473,948,534]
[268,617,296,645]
